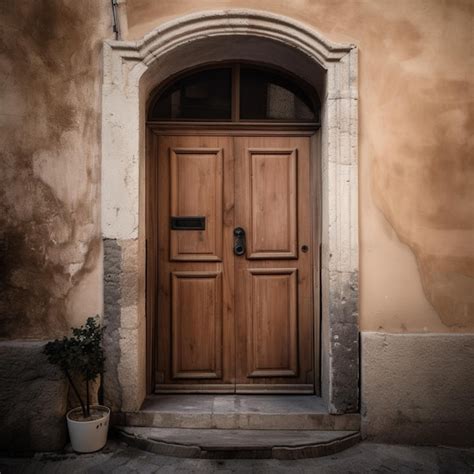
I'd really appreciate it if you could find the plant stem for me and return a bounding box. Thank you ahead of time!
[65,369,86,418]
[98,372,104,406]
[86,378,90,417]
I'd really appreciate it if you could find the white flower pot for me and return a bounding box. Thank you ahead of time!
[66,405,110,453]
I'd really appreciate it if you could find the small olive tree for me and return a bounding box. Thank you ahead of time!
[43,317,105,418]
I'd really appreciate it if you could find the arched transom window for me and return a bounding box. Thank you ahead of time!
[148,64,320,122]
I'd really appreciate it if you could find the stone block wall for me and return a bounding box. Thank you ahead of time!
[0,341,68,453]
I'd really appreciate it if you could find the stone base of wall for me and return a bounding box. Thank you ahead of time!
[361,332,474,447]
[103,238,146,412]
[0,341,68,453]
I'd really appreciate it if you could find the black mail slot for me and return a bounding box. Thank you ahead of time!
[170,216,206,230]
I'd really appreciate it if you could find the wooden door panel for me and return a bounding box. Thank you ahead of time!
[235,136,314,393]
[247,268,298,377]
[171,271,222,379]
[170,147,223,261]
[248,148,298,259]
[156,135,234,391]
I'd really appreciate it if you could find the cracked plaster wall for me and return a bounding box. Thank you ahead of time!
[0,1,110,338]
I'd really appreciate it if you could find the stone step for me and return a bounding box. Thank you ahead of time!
[118,395,361,431]
[116,427,361,459]
[122,411,361,430]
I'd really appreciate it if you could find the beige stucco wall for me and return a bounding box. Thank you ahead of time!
[125,0,474,333]
[1,0,471,339]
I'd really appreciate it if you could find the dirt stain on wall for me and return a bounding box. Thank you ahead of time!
[0,1,110,338]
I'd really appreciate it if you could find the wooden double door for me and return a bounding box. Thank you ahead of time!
[151,133,316,393]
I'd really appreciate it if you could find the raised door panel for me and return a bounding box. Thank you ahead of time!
[247,268,298,377]
[170,147,223,261]
[171,271,223,379]
[248,148,297,259]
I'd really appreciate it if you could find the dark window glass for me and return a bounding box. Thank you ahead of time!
[149,68,232,120]
[240,67,317,121]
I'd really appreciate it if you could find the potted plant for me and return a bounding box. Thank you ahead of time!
[43,316,109,453]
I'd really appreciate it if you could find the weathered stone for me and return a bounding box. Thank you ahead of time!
[272,432,360,460]
[120,270,139,308]
[122,395,361,431]
[103,238,145,412]
[0,341,68,453]
[116,429,201,458]
[120,239,139,274]
[103,238,123,411]
[327,270,360,413]
[361,332,474,446]
[115,427,360,459]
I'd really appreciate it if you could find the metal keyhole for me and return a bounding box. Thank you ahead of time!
[301,245,309,253]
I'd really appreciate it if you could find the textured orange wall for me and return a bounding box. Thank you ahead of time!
[126,0,474,332]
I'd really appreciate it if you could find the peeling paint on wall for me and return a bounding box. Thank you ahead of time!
[0,1,110,338]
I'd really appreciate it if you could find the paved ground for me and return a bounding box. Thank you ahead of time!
[1,441,473,473]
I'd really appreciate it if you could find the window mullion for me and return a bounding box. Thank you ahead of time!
[231,64,240,122]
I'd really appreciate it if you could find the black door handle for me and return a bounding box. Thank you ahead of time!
[233,227,246,256]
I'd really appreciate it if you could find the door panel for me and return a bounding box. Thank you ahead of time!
[248,148,298,259]
[234,136,313,393]
[247,268,298,377]
[170,147,223,261]
[171,271,223,379]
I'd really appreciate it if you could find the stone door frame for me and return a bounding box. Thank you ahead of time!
[102,9,359,414]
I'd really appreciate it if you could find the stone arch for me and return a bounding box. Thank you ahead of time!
[102,9,359,414]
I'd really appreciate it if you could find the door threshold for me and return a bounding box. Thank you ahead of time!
[155,384,235,394]
[155,384,314,394]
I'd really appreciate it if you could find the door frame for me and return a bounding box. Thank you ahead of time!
[101,9,359,414]
[146,123,321,395]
